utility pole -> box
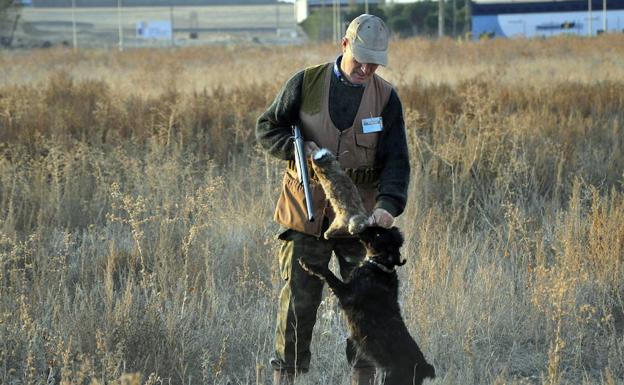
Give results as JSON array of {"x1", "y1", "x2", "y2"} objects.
[
  {"x1": 71, "y1": 0, "x2": 77, "y2": 50},
  {"x1": 602, "y1": 0, "x2": 607, "y2": 32},
  {"x1": 588, "y1": 0, "x2": 592, "y2": 36},
  {"x1": 6, "y1": 13, "x2": 19, "y2": 47},
  {"x1": 333, "y1": 0, "x2": 342, "y2": 41},
  {"x1": 465, "y1": 0, "x2": 471, "y2": 38},
  {"x1": 332, "y1": 0, "x2": 336, "y2": 41},
  {"x1": 337, "y1": 0, "x2": 341, "y2": 38},
  {"x1": 452, "y1": 0, "x2": 457, "y2": 37},
  {"x1": 320, "y1": 0, "x2": 326, "y2": 40},
  {"x1": 276, "y1": 0, "x2": 280, "y2": 36},
  {"x1": 169, "y1": 1, "x2": 174, "y2": 46},
  {"x1": 333, "y1": 0, "x2": 337, "y2": 42},
  {"x1": 117, "y1": 0, "x2": 124, "y2": 51},
  {"x1": 438, "y1": 0, "x2": 445, "y2": 37}
]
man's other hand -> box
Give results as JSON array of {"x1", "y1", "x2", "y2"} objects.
[
  {"x1": 371, "y1": 208, "x2": 394, "y2": 228},
  {"x1": 304, "y1": 141, "x2": 320, "y2": 157}
]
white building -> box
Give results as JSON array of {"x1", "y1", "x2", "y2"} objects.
[{"x1": 472, "y1": 0, "x2": 624, "y2": 39}]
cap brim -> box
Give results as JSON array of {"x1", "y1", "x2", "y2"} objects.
[{"x1": 350, "y1": 44, "x2": 388, "y2": 66}]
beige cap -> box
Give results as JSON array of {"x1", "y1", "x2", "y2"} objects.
[{"x1": 345, "y1": 14, "x2": 390, "y2": 66}]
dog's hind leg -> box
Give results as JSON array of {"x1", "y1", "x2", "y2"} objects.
[
  {"x1": 382, "y1": 365, "x2": 433, "y2": 385},
  {"x1": 380, "y1": 368, "x2": 411, "y2": 385}
]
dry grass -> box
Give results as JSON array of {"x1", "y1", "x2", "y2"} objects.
[{"x1": 1, "y1": 35, "x2": 623, "y2": 385}]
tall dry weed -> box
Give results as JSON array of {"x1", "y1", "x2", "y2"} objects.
[{"x1": 1, "y1": 35, "x2": 624, "y2": 384}]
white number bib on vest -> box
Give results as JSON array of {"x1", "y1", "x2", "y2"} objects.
[{"x1": 362, "y1": 117, "x2": 383, "y2": 133}]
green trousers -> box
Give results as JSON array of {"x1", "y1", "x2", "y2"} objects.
[{"x1": 272, "y1": 229, "x2": 373, "y2": 373}]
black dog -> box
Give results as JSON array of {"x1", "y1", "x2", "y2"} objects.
[{"x1": 299, "y1": 226, "x2": 435, "y2": 385}]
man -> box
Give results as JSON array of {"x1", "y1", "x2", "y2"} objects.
[{"x1": 256, "y1": 14, "x2": 410, "y2": 385}]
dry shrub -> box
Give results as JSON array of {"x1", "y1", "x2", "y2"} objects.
[{"x1": 1, "y1": 35, "x2": 624, "y2": 385}]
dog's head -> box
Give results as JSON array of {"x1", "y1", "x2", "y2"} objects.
[{"x1": 358, "y1": 226, "x2": 406, "y2": 268}]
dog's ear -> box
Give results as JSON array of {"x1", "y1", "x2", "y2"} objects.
[
  {"x1": 390, "y1": 249, "x2": 406, "y2": 267},
  {"x1": 390, "y1": 226, "x2": 404, "y2": 248},
  {"x1": 357, "y1": 226, "x2": 376, "y2": 242}
]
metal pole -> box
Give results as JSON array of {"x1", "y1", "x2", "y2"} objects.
[
  {"x1": 333, "y1": 0, "x2": 337, "y2": 41},
  {"x1": 438, "y1": 0, "x2": 445, "y2": 38},
  {"x1": 169, "y1": 2, "x2": 174, "y2": 46},
  {"x1": 7, "y1": 13, "x2": 19, "y2": 47},
  {"x1": 117, "y1": 0, "x2": 124, "y2": 51},
  {"x1": 603, "y1": 0, "x2": 607, "y2": 32},
  {"x1": 337, "y1": 0, "x2": 341, "y2": 38},
  {"x1": 276, "y1": 0, "x2": 280, "y2": 36},
  {"x1": 465, "y1": 0, "x2": 471, "y2": 38},
  {"x1": 452, "y1": 0, "x2": 457, "y2": 37},
  {"x1": 71, "y1": 0, "x2": 77, "y2": 50},
  {"x1": 365, "y1": 0, "x2": 369, "y2": 14},
  {"x1": 321, "y1": 0, "x2": 326, "y2": 40},
  {"x1": 588, "y1": 0, "x2": 592, "y2": 36}
]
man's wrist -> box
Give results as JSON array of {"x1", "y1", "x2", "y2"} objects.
[{"x1": 374, "y1": 199, "x2": 399, "y2": 218}]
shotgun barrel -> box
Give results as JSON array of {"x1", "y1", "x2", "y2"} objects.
[{"x1": 292, "y1": 125, "x2": 315, "y2": 222}]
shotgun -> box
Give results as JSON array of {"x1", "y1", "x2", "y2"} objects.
[{"x1": 292, "y1": 125, "x2": 315, "y2": 222}]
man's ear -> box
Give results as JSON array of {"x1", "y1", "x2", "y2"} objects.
[{"x1": 340, "y1": 37, "x2": 349, "y2": 52}]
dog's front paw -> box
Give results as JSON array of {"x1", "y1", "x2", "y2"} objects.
[
  {"x1": 298, "y1": 258, "x2": 312, "y2": 273},
  {"x1": 298, "y1": 259, "x2": 326, "y2": 279}
]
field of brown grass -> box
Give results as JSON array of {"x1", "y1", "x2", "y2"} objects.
[{"x1": 1, "y1": 35, "x2": 624, "y2": 385}]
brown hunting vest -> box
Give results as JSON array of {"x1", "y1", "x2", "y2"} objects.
[{"x1": 273, "y1": 63, "x2": 393, "y2": 237}]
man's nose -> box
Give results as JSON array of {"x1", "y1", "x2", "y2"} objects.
[{"x1": 361, "y1": 63, "x2": 376, "y2": 75}]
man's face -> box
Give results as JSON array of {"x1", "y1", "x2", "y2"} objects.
[{"x1": 340, "y1": 38, "x2": 379, "y2": 85}]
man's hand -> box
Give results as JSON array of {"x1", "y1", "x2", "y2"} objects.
[
  {"x1": 370, "y1": 208, "x2": 394, "y2": 228},
  {"x1": 304, "y1": 141, "x2": 320, "y2": 157}
]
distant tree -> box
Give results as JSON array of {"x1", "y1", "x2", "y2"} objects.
[
  {"x1": 343, "y1": 5, "x2": 387, "y2": 24},
  {"x1": 385, "y1": 3, "x2": 405, "y2": 19},
  {"x1": 301, "y1": 5, "x2": 387, "y2": 42},
  {"x1": 301, "y1": 0, "x2": 469, "y2": 41},
  {"x1": 403, "y1": 1, "x2": 435, "y2": 36},
  {"x1": 1, "y1": 0, "x2": 21, "y2": 47},
  {"x1": 1, "y1": 0, "x2": 18, "y2": 19},
  {"x1": 299, "y1": 8, "x2": 334, "y2": 42},
  {"x1": 389, "y1": 15, "x2": 412, "y2": 37},
  {"x1": 385, "y1": 0, "x2": 467, "y2": 38},
  {"x1": 1, "y1": 0, "x2": 13, "y2": 20}
]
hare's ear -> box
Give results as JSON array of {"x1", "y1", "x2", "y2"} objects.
[
  {"x1": 313, "y1": 148, "x2": 331, "y2": 160},
  {"x1": 312, "y1": 148, "x2": 334, "y2": 164}
]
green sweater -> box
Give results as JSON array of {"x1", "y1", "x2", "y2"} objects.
[{"x1": 256, "y1": 61, "x2": 410, "y2": 217}]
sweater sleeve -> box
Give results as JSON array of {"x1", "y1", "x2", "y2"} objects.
[
  {"x1": 255, "y1": 71, "x2": 304, "y2": 160},
  {"x1": 374, "y1": 89, "x2": 411, "y2": 217}
]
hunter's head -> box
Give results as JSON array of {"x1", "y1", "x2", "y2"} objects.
[{"x1": 340, "y1": 14, "x2": 389, "y2": 85}]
